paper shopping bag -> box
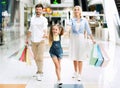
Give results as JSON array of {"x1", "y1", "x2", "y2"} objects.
[
  {"x1": 15, "y1": 45, "x2": 32, "y2": 65},
  {"x1": 16, "y1": 46, "x2": 25, "y2": 60},
  {"x1": 19, "y1": 46, "x2": 27, "y2": 62},
  {"x1": 95, "y1": 44, "x2": 104, "y2": 67},
  {"x1": 26, "y1": 47, "x2": 31, "y2": 65},
  {"x1": 89, "y1": 44, "x2": 98, "y2": 65},
  {"x1": 99, "y1": 44, "x2": 110, "y2": 67}
]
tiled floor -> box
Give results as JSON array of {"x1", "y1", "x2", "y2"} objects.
[{"x1": 0, "y1": 36, "x2": 120, "y2": 88}]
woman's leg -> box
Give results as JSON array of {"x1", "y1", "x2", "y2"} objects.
[
  {"x1": 77, "y1": 61, "x2": 83, "y2": 81},
  {"x1": 52, "y1": 56, "x2": 61, "y2": 81}
]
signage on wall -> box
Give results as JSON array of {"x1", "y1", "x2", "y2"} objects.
[
  {"x1": 1, "y1": 0, "x2": 7, "y2": 5},
  {"x1": 50, "y1": 0, "x2": 61, "y2": 4},
  {"x1": 50, "y1": 0, "x2": 73, "y2": 7}
]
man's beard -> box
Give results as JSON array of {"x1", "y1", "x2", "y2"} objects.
[{"x1": 36, "y1": 12, "x2": 41, "y2": 16}]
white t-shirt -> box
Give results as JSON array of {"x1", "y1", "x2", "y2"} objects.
[{"x1": 28, "y1": 15, "x2": 48, "y2": 42}]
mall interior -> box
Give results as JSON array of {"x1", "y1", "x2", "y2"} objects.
[{"x1": 0, "y1": 0, "x2": 120, "y2": 88}]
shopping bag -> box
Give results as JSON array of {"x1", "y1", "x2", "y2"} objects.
[
  {"x1": 16, "y1": 45, "x2": 32, "y2": 65},
  {"x1": 89, "y1": 44, "x2": 98, "y2": 65},
  {"x1": 26, "y1": 46, "x2": 31, "y2": 65},
  {"x1": 99, "y1": 44, "x2": 110, "y2": 67},
  {"x1": 16, "y1": 46, "x2": 25, "y2": 60},
  {"x1": 95, "y1": 44, "x2": 104, "y2": 67},
  {"x1": 19, "y1": 46, "x2": 27, "y2": 62}
]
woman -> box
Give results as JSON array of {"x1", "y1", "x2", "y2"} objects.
[{"x1": 67, "y1": 6, "x2": 96, "y2": 81}]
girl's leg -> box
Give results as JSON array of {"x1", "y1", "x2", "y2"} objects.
[
  {"x1": 73, "y1": 61, "x2": 78, "y2": 72},
  {"x1": 72, "y1": 61, "x2": 78, "y2": 78},
  {"x1": 52, "y1": 56, "x2": 61, "y2": 81}
]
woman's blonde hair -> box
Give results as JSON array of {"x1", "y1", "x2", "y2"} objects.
[{"x1": 73, "y1": 6, "x2": 82, "y2": 18}]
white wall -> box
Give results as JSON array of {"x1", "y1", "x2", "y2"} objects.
[{"x1": 103, "y1": 0, "x2": 118, "y2": 42}]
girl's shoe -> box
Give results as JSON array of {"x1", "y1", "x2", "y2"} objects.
[
  {"x1": 72, "y1": 72, "x2": 78, "y2": 78},
  {"x1": 57, "y1": 80, "x2": 63, "y2": 85}
]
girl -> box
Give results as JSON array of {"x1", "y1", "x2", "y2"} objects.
[{"x1": 49, "y1": 24, "x2": 64, "y2": 84}]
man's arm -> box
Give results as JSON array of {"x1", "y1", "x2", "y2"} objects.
[{"x1": 26, "y1": 31, "x2": 31, "y2": 44}]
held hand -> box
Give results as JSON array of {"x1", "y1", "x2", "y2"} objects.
[{"x1": 43, "y1": 34, "x2": 48, "y2": 38}]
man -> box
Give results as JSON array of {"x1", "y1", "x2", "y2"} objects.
[{"x1": 26, "y1": 3, "x2": 48, "y2": 81}]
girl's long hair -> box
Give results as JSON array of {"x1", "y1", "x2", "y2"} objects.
[{"x1": 49, "y1": 24, "x2": 64, "y2": 45}]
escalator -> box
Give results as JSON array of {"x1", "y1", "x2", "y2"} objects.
[
  {"x1": 115, "y1": 0, "x2": 120, "y2": 16},
  {"x1": 114, "y1": 0, "x2": 120, "y2": 38}
]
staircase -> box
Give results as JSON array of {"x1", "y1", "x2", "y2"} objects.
[{"x1": 115, "y1": 0, "x2": 120, "y2": 16}]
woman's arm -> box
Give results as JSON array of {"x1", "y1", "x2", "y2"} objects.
[{"x1": 89, "y1": 34, "x2": 96, "y2": 44}]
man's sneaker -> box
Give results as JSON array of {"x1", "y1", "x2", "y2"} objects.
[
  {"x1": 77, "y1": 74, "x2": 82, "y2": 81},
  {"x1": 72, "y1": 72, "x2": 78, "y2": 78},
  {"x1": 36, "y1": 74, "x2": 43, "y2": 81},
  {"x1": 33, "y1": 73, "x2": 43, "y2": 77},
  {"x1": 33, "y1": 74, "x2": 37, "y2": 77}
]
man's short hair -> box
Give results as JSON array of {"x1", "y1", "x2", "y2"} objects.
[{"x1": 35, "y1": 3, "x2": 43, "y2": 9}]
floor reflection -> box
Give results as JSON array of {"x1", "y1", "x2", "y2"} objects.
[{"x1": 54, "y1": 84, "x2": 84, "y2": 88}]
